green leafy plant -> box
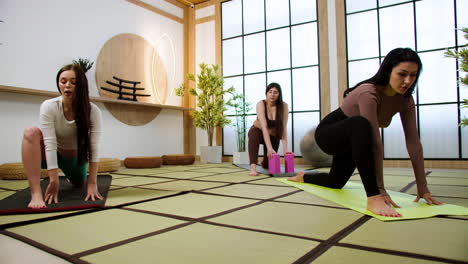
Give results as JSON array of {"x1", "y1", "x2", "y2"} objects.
[
  {"x1": 175, "y1": 63, "x2": 235, "y2": 146},
  {"x1": 72, "y1": 58, "x2": 94, "y2": 73},
  {"x1": 445, "y1": 27, "x2": 468, "y2": 126},
  {"x1": 226, "y1": 92, "x2": 252, "y2": 152}
]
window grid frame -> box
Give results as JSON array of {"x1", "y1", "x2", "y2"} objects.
[
  {"x1": 221, "y1": 0, "x2": 321, "y2": 157},
  {"x1": 344, "y1": 0, "x2": 465, "y2": 160}
]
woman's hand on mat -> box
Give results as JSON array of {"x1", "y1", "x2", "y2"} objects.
[
  {"x1": 44, "y1": 181, "x2": 60, "y2": 205},
  {"x1": 383, "y1": 195, "x2": 400, "y2": 208},
  {"x1": 85, "y1": 183, "x2": 103, "y2": 201},
  {"x1": 414, "y1": 193, "x2": 443, "y2": 205}
]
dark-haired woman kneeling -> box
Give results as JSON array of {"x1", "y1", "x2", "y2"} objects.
[
  {"x1": 22, "y1": 64, "x2": 103, "y2": 209},
  {"x1": 289, "y1": 48, "x2": 442, "y2": 217}
]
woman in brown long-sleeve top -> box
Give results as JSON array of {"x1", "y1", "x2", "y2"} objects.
[
  {"x1": 288, "y1": 48, "x2": 442, "y2": 217},
  {"x1": 248, "y1": 83, "x2": 289, "y2": 176}
]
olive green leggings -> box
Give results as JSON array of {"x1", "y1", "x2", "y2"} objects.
[{"x1": 41, "y1": 152, "x2": 88, "y2": 186}]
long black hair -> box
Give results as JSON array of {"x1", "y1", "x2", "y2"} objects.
[
  {"x1": 344, "y1": 47, "x2": 423, "y2": 98},
  {"x1": 56, "y1": 64, "x2": 91, "y2": 166},
  {"x1": 265, "y1": 82, "x2": 284, "y2": 138}
]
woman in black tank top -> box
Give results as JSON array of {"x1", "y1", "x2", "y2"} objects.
[{"x1": 247, "y1": 83, "x2": 290, "y2": 176}]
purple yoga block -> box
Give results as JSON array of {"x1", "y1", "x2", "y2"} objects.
[
  {"x1": 285, "y1": 152, "x2": 295, "y2": 173},
  {"x1": 268, "y1": 154, "x2": 280, "y2": 174}
]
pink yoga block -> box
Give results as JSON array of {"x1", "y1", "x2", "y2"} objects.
[
  {"x1": 285, "y1": 152, "x2": 295, "y2": 173},
  {"x1": 268, "y1": 154, "x2": 281, "y2": 174}
]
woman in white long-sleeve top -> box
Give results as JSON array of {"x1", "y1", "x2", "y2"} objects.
[{"x1": 22, "y1": 64, "x2": 103, "y2": 209}]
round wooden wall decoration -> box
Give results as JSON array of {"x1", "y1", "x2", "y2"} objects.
[{"x1": 95, "y1": 33, "x2": 168, "y2": 126}]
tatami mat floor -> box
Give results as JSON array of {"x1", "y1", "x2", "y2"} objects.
[{"x1": 0, "y1": 163, "x2": 467, "y2": 264}]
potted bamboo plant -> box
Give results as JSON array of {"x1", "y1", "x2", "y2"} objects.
[
  {"x1": 175, "y1": 63, "x2": 234, "y2": 163},
  {"x1": 445, "y1": 27, "x2": 468, "y2": 126},
  {"x1": 226, "y1": 92, "x2": 252, "y2": 164}
]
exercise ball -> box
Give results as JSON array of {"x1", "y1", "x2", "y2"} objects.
[{"x1": 300, "y1": 126, "x2": 332, "y2": 167}]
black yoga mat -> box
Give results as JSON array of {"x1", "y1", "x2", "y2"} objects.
[{"x1": 0, "y1": 174, "x2": 112, "y2": 215}]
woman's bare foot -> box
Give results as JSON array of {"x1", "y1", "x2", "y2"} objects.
[
  {"x1": 28, "y1": 192, "x2": 46, "y2": 209},
  {"x1": 287, "y1": 171, "x2": 304, "y2": 183},
  {"x1": 249, "y1": 164, "x2": 259, "y2": 176},
  {"x1": 367, "y1": 195, "x2": 402, "y2": 217}
]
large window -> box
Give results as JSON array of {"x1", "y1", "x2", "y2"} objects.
[
  {"x1": 221, "y1": 0, "x2": 320, "y2": 157},
  {"x1": 345, "y1": 0, "x2": 468, "y2": 159}
]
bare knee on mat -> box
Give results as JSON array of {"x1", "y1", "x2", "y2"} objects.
[{"x1": 23, "y1": 127, "x2": 42, "y2": 143}]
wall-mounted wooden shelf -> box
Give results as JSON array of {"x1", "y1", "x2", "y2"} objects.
[{"x1": 0, "y1": 85, "x2": 192, "y2": 111}]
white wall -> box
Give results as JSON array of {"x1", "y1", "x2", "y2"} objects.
[{"x1": 0, "y1": 0, "x2": 185, "y2": 163}]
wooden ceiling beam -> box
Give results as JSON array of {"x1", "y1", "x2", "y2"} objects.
[{"x1": 173, "y1": 0, "x2": 212, "y2": 7}]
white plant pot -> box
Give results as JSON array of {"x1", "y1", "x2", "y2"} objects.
[
  {"x1": 200, "y1": 146, "x2": 222, "y2": 164},
  {"x1": 233, "y1": 151, "x2": 249, "y2": 165}
]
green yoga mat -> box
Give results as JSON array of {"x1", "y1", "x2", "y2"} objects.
[{"x1": 277, "y1": 179, "x2": 468, "y2": 221}]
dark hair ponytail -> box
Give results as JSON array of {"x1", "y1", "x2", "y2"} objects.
[
  {"x1": 56, "y1": 64, "x2": 91, "y2": 166},
  {"x1": 343, "y1": 47, "x2": 423, "y2": 98}
]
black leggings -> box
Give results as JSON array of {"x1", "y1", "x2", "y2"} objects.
[{"x1": 303, "y1": 108, "x2": 380, "y2": 197}]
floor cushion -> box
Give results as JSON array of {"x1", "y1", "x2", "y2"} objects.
[
  {"x1": 162, "y1": 154, "x2": 195, "y2": 165},
  {"x1": 124, "y1": 156, "x2": 162, "y2": 168},
  {"x1": 0, "y1": 162, "x2": 47, "y2": 180}
]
